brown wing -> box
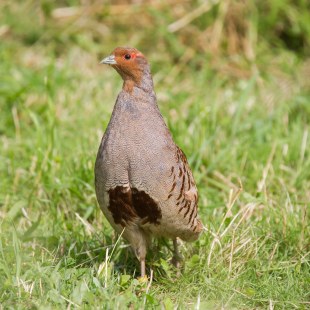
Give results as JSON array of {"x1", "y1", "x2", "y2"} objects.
[{"x1": 167, "y1": 146, "x2": 200, "y2": 232}]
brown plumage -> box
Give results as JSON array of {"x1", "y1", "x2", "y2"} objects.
[{"x1": 95, "y1": 47, "x2": 203, "y2": 277}]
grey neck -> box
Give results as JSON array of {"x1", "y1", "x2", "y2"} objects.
[{"x1": 137, "y1": 66, "x2": 155, "y2": 95}]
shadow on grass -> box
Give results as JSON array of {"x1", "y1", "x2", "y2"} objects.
[{"x1": 24, "y1": 231, "x2": 176, "y2": 278}]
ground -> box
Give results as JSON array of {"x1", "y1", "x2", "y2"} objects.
[{"x1": 0, "y1": 1, "x2": 309, "y2": 309}]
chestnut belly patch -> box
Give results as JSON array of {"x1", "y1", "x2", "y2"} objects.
[{"x1": 108, "y1": 186, "x2": 162, "y2": 226}]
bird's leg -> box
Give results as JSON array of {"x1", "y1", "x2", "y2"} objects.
[
  {"x1": 171, "y1": 237, "x2": 182, "y2": 268},
  {"x1": 140, "y1": 258, "x2": 146, "y2": 278},
  {"x1": 133, "y1": 234, "x2": 148, "y2": 279}
]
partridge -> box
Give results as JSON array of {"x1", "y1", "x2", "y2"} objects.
[{"x1": 95, "y1": 47, "x2": 203, "y2": 277}]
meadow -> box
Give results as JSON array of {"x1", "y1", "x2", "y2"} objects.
[{"x1": 0, "y1": 1, "x2": 309, "y2": 308}]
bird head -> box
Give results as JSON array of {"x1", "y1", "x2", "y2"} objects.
[{"x1": 100, "y1": 47, "x2": 149, "y2": 92}]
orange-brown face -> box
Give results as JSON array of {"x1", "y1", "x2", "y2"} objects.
[{"x1": 100, "y1": 47, "x2": 147, "y2": 86}]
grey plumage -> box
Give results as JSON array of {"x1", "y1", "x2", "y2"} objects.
[{"x1": 95, "y1": 47, "x2": 202, "y2": 277}]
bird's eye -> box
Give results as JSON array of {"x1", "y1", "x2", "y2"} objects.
[{"x1": 124, "y1": 54, "x2": 131, "y2": 60}]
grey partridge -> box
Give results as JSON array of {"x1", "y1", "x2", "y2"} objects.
[{"x1": 95, "y1": 47, "x2": 203, "y2": 277}]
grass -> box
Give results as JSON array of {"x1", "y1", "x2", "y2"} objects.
[{"x1": 0, "y1": 0, "x2": 309, "y2": 309}]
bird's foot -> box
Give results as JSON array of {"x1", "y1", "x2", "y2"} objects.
[{"x1": 137, "y1": 275, "x2": 148, "y2": 283}]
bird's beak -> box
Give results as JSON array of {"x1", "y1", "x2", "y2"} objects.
[{"x1": 100, "y1": 55, "x2": 117, "y2": 65}]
